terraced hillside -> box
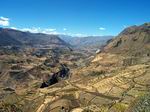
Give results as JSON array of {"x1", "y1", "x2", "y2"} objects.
[
  {"x1": 0, "y1": 54, "x2": 149, "y2": 112},
  {"x1": 0, "y1": 23, "x2": 150, "y2": 112}
]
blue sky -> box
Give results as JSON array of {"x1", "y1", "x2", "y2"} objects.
[{"x1": 0, "y1": 0, "x2": 150, "y2": 36}]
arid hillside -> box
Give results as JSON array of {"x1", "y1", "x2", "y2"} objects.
[
  {"x1": 0, "y1": 23, "x2": 150, "y2": 112},
  {"x1": 104, "y1": 23, "x2": 150, "y2": 56},
  {"x1": 0, "y1": 28, "x2": 70, "y2": 49}
]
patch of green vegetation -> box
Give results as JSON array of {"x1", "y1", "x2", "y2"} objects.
[
  {"x1": 0, "y1": 101, "x2": 22, "y2": 112},
  {"x1": 1, "y1": 92, "x2": 45, "y2": 112},
  {"x1": 2, "y1": 96, "x2": 25, "y2": 111},
  {"x1": 3, "y1": 94, "x2": 22, "y2": 105},
  {"x1": 88, "y1": 71, "x2": 105, "y2": 76},
  {"x1": 144, "y1": 23, "x2": 150, "y2": 26},
  {"x1": 82, "y1": 109, "x2": 94, "y2": 112},
  {"x1": 82, "y1": 105, "x2": 108, "y2": 112},
  {"x1": 31, "y1": 81, "x2": 41, "y2": 88},
  {"x1": 112, "y1": 103, "x2": 128, "y2": 112},
  {"x1": 128, "y1": 93, "x2": 150, "y2": 112}
]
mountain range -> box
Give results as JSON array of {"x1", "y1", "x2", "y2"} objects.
[
  {"x1": 0, "y1": 28, "x2": 69, "y2": 48},
  {"x1": 0, "y1": 23, "x2": 150, "y2": 112},
  {"x1": 59, "y1": 35, "x2": 113, "y2": 49},
  {"x1": 0, "y1": 28, "x2": 112, "y2": 52}
]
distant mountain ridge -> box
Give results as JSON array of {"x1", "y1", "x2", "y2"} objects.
[
  {"x1": 59, "y1": 35, "x2": 113, "y2": 49},
  {"x1": 0, "y1": 28, "x2": 69, "y2": 48}
]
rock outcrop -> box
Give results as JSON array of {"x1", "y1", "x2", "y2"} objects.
[{"x1": 40, "y1": 64, "x2": 70, "y2": 88}]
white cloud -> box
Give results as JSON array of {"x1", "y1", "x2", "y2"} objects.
[
  {"x1": 45, "y1": 28, "x2": 56, "y2": 32},
  {"x1": 99, "y1": 27, "x2": 106, "y2": 31},
  {"x1": 0, "y1": 16, "x2": 9, "y2": 26},
  {"x1": 8, "y1": 27, "x2": 90, "y2": 37},
  {"x1": 10, "y1": 27, "x2": 17, "y2": 30},
  {"x1": 72, "y1": 33, "x2": 87, "y2": 37},
  {"x1": 18, "y1": 27, "x2": 57, "y2": 34},
  {"x1": 63, "y1": 28, "x2": 67, "y2": 31},
  {"x1": 21, "y1": 28, "x2": 39, "y2": 33},
  {"x1": 0, "y1": 17, "x2": 9, "y2": 21},
  {"x1": 19, "y1": 27, "x2": 88, "y2": 37}
]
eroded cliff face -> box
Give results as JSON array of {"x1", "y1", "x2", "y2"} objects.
[{"x1": 40, "y1": 64, "x2": 70, "y2": 88}]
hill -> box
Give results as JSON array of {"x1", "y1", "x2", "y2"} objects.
[
  {"x1": 103, "y1": 23, "x2": 150, "y2": 56},
  {"x1": 0, "y1": 28, "x2": 70, "y2": 49}
]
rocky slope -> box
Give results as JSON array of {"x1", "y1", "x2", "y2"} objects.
[{"x1": 103, "y1": 23, "x2": 150, "y2": 56}]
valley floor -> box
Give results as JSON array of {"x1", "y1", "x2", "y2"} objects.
[{"x1": 0, "y1": 51, "x2": 150, "y2": 112}]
